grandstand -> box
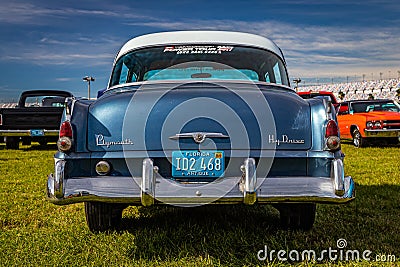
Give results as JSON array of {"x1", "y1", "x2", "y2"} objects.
[
  {"x1": 0, "y1": 103, "x2": 17, "y2": 108},
  {"x1": 297, "y1": 78, "x2": 400, "y2": 102}
]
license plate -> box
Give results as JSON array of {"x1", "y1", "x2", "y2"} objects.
[
  {"x1": 30, "y1": 129, "x2": 44, "y2": 136},
  {"x1": 172, "y1": 150, "x2": 224, "y2": 177}
]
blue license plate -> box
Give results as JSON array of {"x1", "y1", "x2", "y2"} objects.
[
  {"x1": 172, "y1": 151, "x2": 224, "y2": 178},
  {"x1": 30, "y1": 129, "x2": 44, "y2": 136}
]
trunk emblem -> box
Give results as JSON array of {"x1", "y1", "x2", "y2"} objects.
[
  {"x1": 169, "y1": 132, "x2": 229, "y2": 144},
  {"x1": 194, "y1": 133, "x2": 205, "y2": 143}
]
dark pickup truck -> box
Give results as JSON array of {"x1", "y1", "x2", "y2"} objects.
[{"x1": 0, "y1": 90, "x2": 73, "y2": 149}]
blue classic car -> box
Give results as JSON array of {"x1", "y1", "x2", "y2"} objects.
[{"x1": 47, "y1": 31, "x2": 355, "y2": 232}]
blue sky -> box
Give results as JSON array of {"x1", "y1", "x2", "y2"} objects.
[{"x1": 1, "y1": 0, "x2": 399, "y2": 101}]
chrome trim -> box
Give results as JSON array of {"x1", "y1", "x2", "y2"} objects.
[
  {"x1": 331, "y1": 159, "x2": 345, "y2": 196},
  {"x1": 243, "y1": 158, "x2": 257, "y2": 205},
  {"x1": 95, "y1": 160, "x2": 111, "y2": 176},
  {"x1": 0, "y1": 129, "x2": 59, "y2": 137},
  {"x1": 47, "y1": 158, "x2": 355, "y2": 205},
  {"x1": 141, "y1": 158, "x2": 155, "y2": 206},
  {"x1": 364, "y1": 129, "x2": 400, "y2": 138},
  {"x1": 47, "y1": 159, "x2": 65, "y2": 200},
  {"x1": 57, "y1": 136, "x2": 72, "y2": 152},
  {"x1": 169, "y1": 132, "x2": 229, "y2": 144},
  {"x1": 47, "y1": 176, "x2": 355, "y2": 205}
]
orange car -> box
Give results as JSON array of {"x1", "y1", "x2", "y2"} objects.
[{"x1": 337, "y1": 99, "x2": 400, "y2": 147}]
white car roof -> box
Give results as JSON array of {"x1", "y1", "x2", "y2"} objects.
[{"x1": 116, "y1": 31, "x2": 284, "y2": 62}]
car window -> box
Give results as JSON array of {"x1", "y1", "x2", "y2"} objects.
[
  {"x1": 273, "y1": 62, "x2": 282, "y2": 85},
  {"x1": 110, "y1": 45, "x2": 289, "y2": 87},
  {"x1": 24, "y1": 96, "x2": 66, "y2": 107},
  {"x1": 119, "y1": 63, "x2": 129, "y2": 84},
  {"x1": 351, "y1": 101, "x2": 400, "y2": 113},
  {"x1": 143, "y1": 68, "x2": 259, "y2": 81}
]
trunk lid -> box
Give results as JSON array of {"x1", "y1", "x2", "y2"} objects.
[{"x1": 87, "y1": 82, "x2": 312, "y2": 152}]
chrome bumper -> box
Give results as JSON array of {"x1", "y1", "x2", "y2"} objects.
[
  {"x1": 0, "y1": 129, "x2": 59, "y2": 136},
  {"x1": 47, "y1": 158, "x2": 355, "y2": 206},
  {"x1": 364, "y1": 129, "x2": 400, "y2": 138}
]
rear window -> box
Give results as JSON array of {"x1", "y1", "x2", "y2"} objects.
[
  {"x1": 110, "y1": 45, "x2": 289, "y2": 87},
  {"x1": 24, "y1": 96, "x2": 66, "y2": 107}
]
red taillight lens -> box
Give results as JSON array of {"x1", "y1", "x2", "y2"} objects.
[
  {"x1": 326, "y1": 120, "x2": 340, "y2": 151},
  {"x1": 325, "y1": 120, "x2": 338, "y2": 137},
  {"x1": 58, "y1": 121, "x2": 73, "y2": 152},
  {"x1": 59, "y1": 121, "x2": 72, "y2": 138}
]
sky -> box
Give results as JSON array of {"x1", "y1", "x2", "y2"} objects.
[{"x1": 0, "y1": 0, "x2": 399, "y2": 101}]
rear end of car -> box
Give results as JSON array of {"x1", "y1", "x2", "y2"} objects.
[
  {"x1": 46, "y1": 31, "x2": 354, "y2": 232},
  {"x1": 47, "y1": 82, "x2": 354, "y2": 231},
  {"x1": 0, "y1": 90, "x2": 72, "y2": 149}
]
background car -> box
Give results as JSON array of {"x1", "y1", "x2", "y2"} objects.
[
  {"x1": 297, "y1": 90, "x2": 339, "y2": 109},
  {"x1": 337, "y1": 99, "x2": 400, "y2": 147},
  {"x1": 0, "y1": 90, "x2": 73, "y2": 149}
]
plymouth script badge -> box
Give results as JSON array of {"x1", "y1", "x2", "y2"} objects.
[{"x1": 96, "y1": 134, "x2": 134, "y2": 148}]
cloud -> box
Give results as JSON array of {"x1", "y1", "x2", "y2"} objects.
[
  {"x1": 0, "y1": 1, "x2": 153, "y2": 25},
  {"x1": 127, "y1": 19, "x2": 400, "y2": 78},
  {"x1": 0, "y1": 32, "x2": 120, "y2": 67},
  {"x1": 55, "y1": 77, "x2": 72, "y2": 82},
  {"x1": 1, "y1": 3, "x2": 399, "y2": 80}
]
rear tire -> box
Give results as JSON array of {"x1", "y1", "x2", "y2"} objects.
[
  {"x1": 5, "y1": 137, "x2": 19, "y2": 149},
  {"x1": 276, "y1": 203, "x2": 316, "y2": 230},
  {"x1": 84, "y1": 202, "x2": 125, "y2": 232},
  {"x1": 352, "y1": 129, "x2": 365, "y2": 148}
]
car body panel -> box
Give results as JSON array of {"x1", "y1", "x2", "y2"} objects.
[{"x1": 87, "y1": 82, "x2": 312, "y2": 152}]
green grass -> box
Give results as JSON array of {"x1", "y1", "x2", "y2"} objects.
[{"x1": 0, "y1": 143, "x2": 399, "y2": 266}]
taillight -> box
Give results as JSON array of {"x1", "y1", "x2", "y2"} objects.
[
  {"x1": 59, "y1": 121, "x2": 72, "y2": 138},
  {"x1": 325, "y1": 120, "x2": 340, "y2": 151},
  {"x1": 57, "y1": 121, "x2": 73, "y2": 152},
  {"x1": 326, "y1": 120, "x2": 338, "y2": 137}
]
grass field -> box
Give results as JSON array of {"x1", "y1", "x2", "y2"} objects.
[{"x1": 0, "y1": 142, "x2": 399, "y2": 266}]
